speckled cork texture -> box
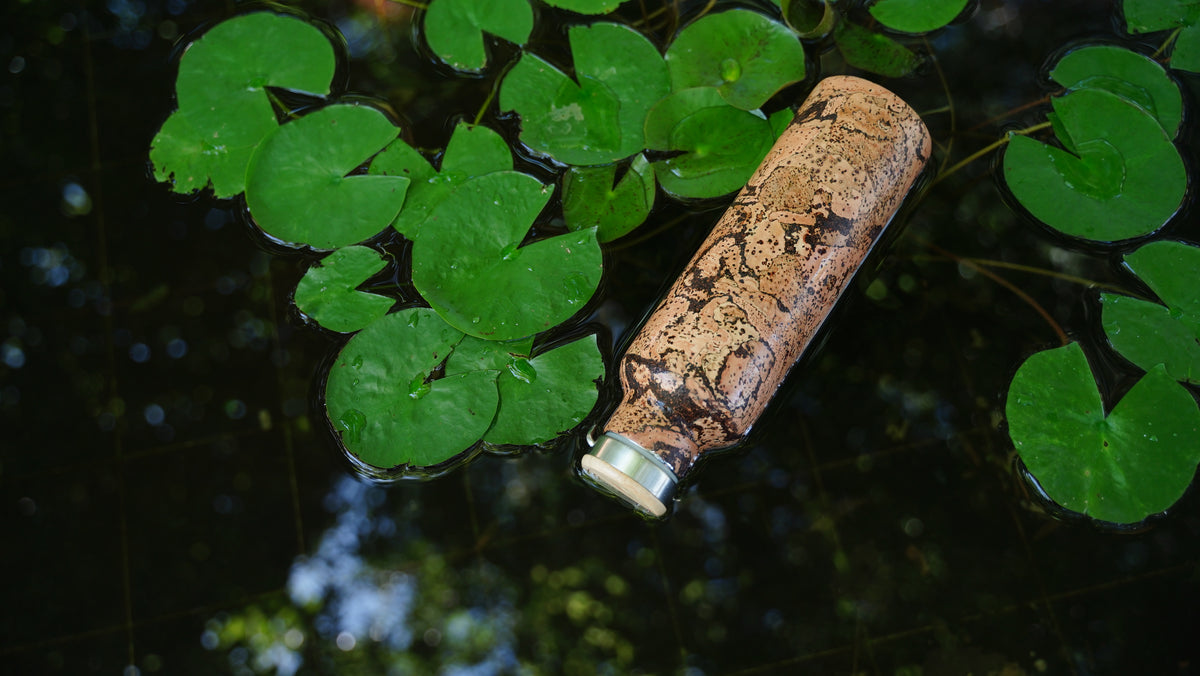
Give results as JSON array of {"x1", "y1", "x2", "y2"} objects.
[{"x1": 601, "y1": 75, "x2": 931, "y2": 478}]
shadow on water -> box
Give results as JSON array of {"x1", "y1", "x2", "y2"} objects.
[{"x1": 1, "y1": 0, "x2": 1198, "y2": 674}]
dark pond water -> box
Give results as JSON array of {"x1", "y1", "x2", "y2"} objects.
[{"x1": 3, "y1": 0, "x2": 1198, "y2": 673}]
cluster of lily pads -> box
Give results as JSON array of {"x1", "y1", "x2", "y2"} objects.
[{"x1": 1001, "y1": 0, "x2": 1200, "y2": 525}]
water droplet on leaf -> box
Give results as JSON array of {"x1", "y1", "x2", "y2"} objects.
[
  {"x1": 507, "y1": 356, "x2": 537, "y2": 384},
  {"x1": 336, "y1": 408, "x2": 367, "y2": 443},
  {"x1": 408, "y1": 374, "x2": 431, "y2": 399}
]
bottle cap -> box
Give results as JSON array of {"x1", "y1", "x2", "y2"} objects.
[{"x1": 580, "y1": 432, "x2": 678, "y2": 518}]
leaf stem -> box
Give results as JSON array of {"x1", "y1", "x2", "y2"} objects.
[
  {"x1": 1152, "y1": 27, "x2": 1182, "y2": 60},
  {"x1": 928, "y1": 121, "x2": 1052, "y2": 189},
  {"x1": 387, "y1": 0, "x2": 428, "y2": 9},
  {"x1": 474, "y1": 79, "x2": 500, "y2": 127},
  {"x1": 911, "y1": 254, "x2": 1140, "y2": 297}
]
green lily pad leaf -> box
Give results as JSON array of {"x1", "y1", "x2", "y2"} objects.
[
  {"x1": 499, "y1": 22, "x2": 671, "y2": 165},
  {"x1": 1050, "y1": 45, "x2": 1182, "y2": 137},
  {"x1": 1171, "y1": 24, "x2": 1200, "y2": 72},
  {"x1": 294, "y1": 246, "x2": 395, "y2": 333},
  {"x1": 150, "y1": 12, "x2": 337, "y2": 197},
  {"x1": 1101, "y1": 240, "x2": 1200, "y2": 383},
  {"x1": 541, "y1": 0, "x2": 627, "y2": 13},
  {"x1": 412, "y1": 172, "x2": 603, "y2": 340},
  {"x1": 370, "y1": 122, "x2": 512, "y2": 240},
  {"x1": 1002, "y1": 88, "x2": 1185, "y2": 242},
  {"x1": 833, "y1": 20, "x2": 922, "y2": 77},
  {"x1": 445, "y1": 333, "x2": 604, "y2": 445},
  {"x1": 777, "y1": 0, "x2": 838, "y2": 39},
  {"x1": 562, "y1": 154, "x2": 656, "y2": 242},
  {"x1": 1006, "y1": 342, "x2": 1200, "y2": 524},
  {"x1": 422, "y1": 0, "x2": 533, "y2": 72},
  {"x1": 245, "y1": 104, "x2": 409, "y2": 250},
  {"x1": 665, "y1": 9, "x2": 807, "y2": 111},
  {"x1": 644, "y1": 87, "x2": 779, "y2": 200},
  {"x1": 325, "y1": 308, "x2": 500, "y2": 469},
  {"x1": 1123, "y1": 0, "x2": 1200, "y2": 33},
  {"x1": 867, "y1": 0, "x2": 970, "y2": 34}
]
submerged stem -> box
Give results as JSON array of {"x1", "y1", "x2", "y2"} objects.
[
  {"x1": 1152, "y1": 27, "x2": 1182, "y2": 60},
  {"x1": 928, "y1": 121, "x2": 1052, "y2": 189}
]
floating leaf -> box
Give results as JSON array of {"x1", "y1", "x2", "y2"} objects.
[
  {"x1": 150, "y1": 12, "x2": 337, "y2": 197},
  {"x1": 422, "y1": 0, "x2": 533, "y2": 72},
  {"x1": 325, "y1": 308, "x2": 500, "y2": 469},
  {"x1": 665, "y1": 9, "x2": 807, "y2": 111},
  {"x1": 1006, "y1": 342, "x2": 1200, "y2": 524},
  {"x1": 1171, "y1": 25, "x2": 1200, "y2": 72},
  {"x1": 777, "y1": 0, "x2": 838, "y2": 39},
  {"x1": 1002, "y1": 88, "x2": 1185, "y2": 242},
  {"x1": 833, "y1": 20, "x2": 922, "y2": 77},
  {"x1": 867, "y1": 0, "x2": 970, "y2": 34},
  {"x1": 1101, "y1": 240, "x2": 1200, "y2": 383},
  {"x1": 245, "y1": 104, "x2": 408, "y2": 250},
  {"x1": 499, "y1": 22, "x2": 670, "y2": 165},
  {"x1": 1050, "y1": 44, "x2": 1182, "y2": 136},
  {"x1": 412, "y1": 172, "x2": 603, "y2": 340},
  {"x1": 541, "y1": 0, "x2": 627, "y2": 13},
  {"x1": 370, "y1": 122, "x2": 512, "y2": 240},
  {"x1": 562, "y1": 155, "x2": 656, "y2": 242},
  {"x1": 294, "y1": 246, "x2": 395, "y2": 333},
  {"x1": 644, "y1": 87, "x2": 781, "y2": 199},
  {"x1": 1123, "y1": 0, "x2": 1200, "y2": 33}
]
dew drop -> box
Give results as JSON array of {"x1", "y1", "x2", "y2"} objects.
[
  {"x1": 719, "y1": 57, "x2": 742, "y2": 83},
  {"x1": 351, "y1": 355, "x2": 364, "y2": 369},
  {"x1": 563, "y1": 272, "x2": 590, "y2": 305},
  {"x1": 501, "y1": 242, "x2": 521, "y2": 261},
  {"x1": 337, "y1": 409, "x2": 367, "y2": 444},
  {"x1": 408, "y1": 374, "x2": 431, "y2": 399},
  {"x1": 507, "y1": 357, "x2": 537, "y2": 384}
]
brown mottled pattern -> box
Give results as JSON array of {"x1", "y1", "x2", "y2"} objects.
[{"x1": 602, "y1": 76, "x2": 932, "y2": 477}]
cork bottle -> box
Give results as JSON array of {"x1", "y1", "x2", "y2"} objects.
[{"x1": 579, "y1": 76, "x2": 931, "y2": 517}]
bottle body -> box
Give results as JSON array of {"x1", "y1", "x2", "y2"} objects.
[{"x1": 582, "y1": 76, "x2": 931, "y2": 517}]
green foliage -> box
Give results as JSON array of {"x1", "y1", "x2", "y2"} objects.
[
  {"x1": 778, "y1": 0, "x2": 837, "y2": 39},
  {"x1": 833, "y1": 20, "x2": 923, "y2": 77},
  {"x1": 541, "y1": 0, "x2": 628, "y2": 13},
  {"x1": 499, "y1": 22, "x2": 670, "y2": 165},
  {"x1": 294, "y1": 246, "x2": 395, "y2": 333},
  {"x1": 411, "y1": 172, "x2": 602, "y2": 340},
  {"x1": 868, "y1": 0, "x2": 971, "y2": 34},
  {"x1": 150, "y1": 12, "x2": 336, "y2": 197},
  {"x1": 562, "y1": 156, "x2": 656, "y2": 242},
  {"x1": 325, "y1": 308, "x2": 500, "y2": 470},
  {"x1": 1002, "y1": 88, "x2": 1185, "y2": 242},
  {"x1": 369, "y1": 122, "x2": 513, "y2": 241},
  {"x1": 422, "y1": 0, "x2": 533, "y2": 72},
  {"x1": 1006, "y1": 342, "x2": 1200, "y2": 524},
  {"x1": 644, "y1": 87, "x2": 788, "y2": 199},
  {"x1": 1102, "y1": 241, "x2": 1200, "y2": 384},
  {"x1": 245, "y1": 103, "x2": 408, "y2": 250},
  {"x1": 664, "y1": 9, "x2": 807, "y2": 111},
  {"x1": 1124, "y1": 0, "x2": 1200, "y2": 72},
  {"x1": 1049, "y1": 45, "x2": 1182, "y2": 136}
]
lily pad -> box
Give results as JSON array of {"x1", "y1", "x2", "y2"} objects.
[
  {"x1": 1050, "y1": 44, "x2": 1182, "y2": 136},
  {"x1": 422, "y1": 0, "x2": 533, "y2": 72},
  {"x1": 562, "y1": 154, "x2": 656, "y2": 242},
  {"x1": 665, "y1": 9, "x2": 807, "y2": 111},
  {"x1": 412, "y1": 172, "x2": 603, "y2": 340},
  {"x1": 1170, "y1": 24, "x2": 1200, "y2": 72},
  {"x1": 325, "y1": 308, "x2": 500, "y2": 469},
  {"x1": 1123, "y1": 0, "x2": 1200, "y2": 33},
  {"x1": 644, "y1": 87, "x2": 785, "y2": 200},
  {"x1": 833, "y1": 20, "x2": 922, "y2": 77},
  {"x1": 150, "y1": 12, "x2": 337, "y2": 197},
  {"x1": 1101, "y1": 240, "x2": 1200, "y2": 383},
  {"x1": 294, "y1": 246, "x2": 395, "y2": 333},
  {"x1": 867, "y1": 0, "x2": 970, "y2": 34},
  {"x1": 369, "y1": 122, "x2": 512, "y2": 240},
  {"x1": 777, "y1": 0, "x2": 838, "y2": 39},
  {"x1": 1006, "y1": 342, "x2": 1200, "y2": 524},
  {"x1": 245, "y1": 103, "x2": 409, "y2": 250},
  {"x1": 499, "y1": 22, "x2": 671, "y2": 165},
  {"x1": 446, "y1": 333, "x2": 605, "y2": 445},
  {"x1": 541, "y1": 0, "x2": 627, "y2": 13},
  {"x1": 1002, "y1": 88, "x2": 1185, "y2": 242}
]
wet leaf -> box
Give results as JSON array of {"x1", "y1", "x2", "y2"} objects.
[
  {"x1": 644, "y1": 87, "x2": 781, "y2": 199},
  {"x1": 412, "y1": 172, "x2": 603, "y2": 340},
  {"x1": 562, "y1": 155, "x2": 656, "y2": 242},
  {"x1": 294, "y1": 246, "x2": 395, "y2": 333},
  {"x1": 1006, "y1": 342, "x2": 1200, "y2": 524},
  {"x1": 1102, "y1": 240, "x2": 1200, "y2": 383},
  {"x1": 422, "y1": 0, "x2": 533, "y2": 72},
  {"x1": 325, "y1": 308, "x2": 500, "y2": 469},
  {"x1": 776, "y1": 0, "x2": 838, "y2": 39},
  {"x1": 245, "y1": 104, "x2": 408, "y2": 250},
  {"x1": 1002, "y1": 88, "x2": 1185, "y2": 242},
  {"x1": 868, "y1": 0, "x2": 970, "y2": 34},
  {"x1": 150, "y1": 12, "x2": 337, "y2": 197},
  {"x1": 1171, "y1": 25, "x2": 1200, "y2": 72},
  {"x1": 833, "y1": 20, "x2": 922, "y2": 77},
  {"x1": 665, "y1": 9, "x2": 807, "y2": 111},
  {"x1": 369, "y1": 122, "x2": 512, "y2": 240},
  {"x1": 541, "y1": 0, "x2": 627, "y2": 13},
  {"x1": 1123, "y1": 0, "x2": 1200, "y2": 33},
  {"x1": 1050, "y1": 44, "x2": 1182, "y2": 136},
  {"x1": 499, "y1": 22, "x2": 670, "y2": 165}
]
